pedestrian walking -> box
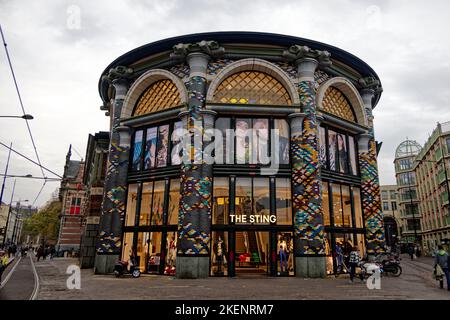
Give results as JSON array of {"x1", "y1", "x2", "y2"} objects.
[
  {"x1": 348, "y1": 246, "x2": 363, "y2": 283},
  {"x1": 416, "y1": 246, "x2": 422, "y2": 258},
  {"x1": 36, "y1": 245, "x2": 44, "y2": 262},
  {"x1": 50, "y1": 246, "x2": 56, "y2": 259},
  {"x1": 407, "y1": 246, "x2": 415, "y2": 260},
  {"x1": 434, "y1": 245, "x2": 450, "y2": 291}
]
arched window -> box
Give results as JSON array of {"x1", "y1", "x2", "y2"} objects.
[
  {"x1": 212, "y1": 71, "x2": 292, "y2": 105},
  {"x1": 133, "y1": 79, "x2": 181, "y2": 116},
  {"x1": 321, "y1": 87, "x2": 356, "y2": 123}
]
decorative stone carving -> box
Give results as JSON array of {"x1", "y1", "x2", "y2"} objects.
[
  {"x1": 170, "y1": 40, "x2": 225, "y2": 61},
  {"x1": 283, "y1": 45, "x2": 332, "y2": 67}
]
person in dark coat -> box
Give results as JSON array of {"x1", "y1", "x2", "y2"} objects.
[
  {"x1": 407, "y1": 246, "x2": 415, "y2": 260},
  {"x1": 36, "y1": 246, "x2": 44, "y2": 262}
]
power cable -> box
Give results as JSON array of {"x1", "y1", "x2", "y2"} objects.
[{"x1": 0, "y1": 141, "x2": 63, "y2": 179}]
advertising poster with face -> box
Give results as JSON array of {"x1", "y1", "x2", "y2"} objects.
[
  {"x1": 144, "y1": 127, "x2": 157, "y2": 169},
  {"x1": 274, "y1": 119, "x2": 290, "y2": 165},
  {"x1": 132, "y1": 130, "x2": 143, "y2": 171},
  {"x1": 156, "y1": 125, "x2": 169, "y2": 167},
  {"x1": 235, "y1": 119, "x2": 251, "y2": 164},
  {"x1": 348, "y1": 136, "x2": 357, "y2": 175},
  {"x1": 328, "y1": 130, "x2": 336, "y2": 171},
  {"x1": 252, "y1": 119, "x2": 269, "y2": 164},
  {"x1": 336, "y1": 133, "x2": 348, "y2": 174},
  {"x1": 171, "y1": 121, "x2": 183, "y2": 165},
  {"x1": 319, "y1": 126, "x2": 326, "y2": 167}
]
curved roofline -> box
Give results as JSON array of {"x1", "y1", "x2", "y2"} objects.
[{"x1": 99, "y1": 31, "x2": 382, "y2": 106}]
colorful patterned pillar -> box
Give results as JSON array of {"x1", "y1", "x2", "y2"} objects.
[
  {"x1": 95, "y1": 68, "x2": 132, "y2": 274},
  {"x1": 358, "y1": 84, "x2": 386, "y2": 257},
  {"x1": 176, "y1": 52, "x2": 213, "y2": 278},
  {"x1": 290, "y1": 56, "x2": 326, "y2": 278}
]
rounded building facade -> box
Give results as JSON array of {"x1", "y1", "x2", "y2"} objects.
[{"x1": 94, "y1": 32, "x2": 385, "y2": 278}]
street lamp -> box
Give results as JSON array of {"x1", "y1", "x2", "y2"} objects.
[
  {"x1": 0, "y1": 114, "x2": 34, "y2": 120},
  {"x1": 11, "y1": 199, "x2": 28, "y2": 245}
]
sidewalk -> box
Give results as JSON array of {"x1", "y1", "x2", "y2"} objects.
[{"x1": 33, "y1": 257, "x2": 450, "y2": 300}]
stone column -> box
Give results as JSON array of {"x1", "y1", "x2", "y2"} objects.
[
  {"x1": 357, "y1": 80, "x2": 386, "y2": 257},
  {"x1": 95, "y1": 68, "x2": 132, "y2": 274},
  {"x1": 176, "y1": 52, "x2": 213, "y2": 278},
  {"x1": 283, "y1": 45, "x2": 331, "y2": 278}
]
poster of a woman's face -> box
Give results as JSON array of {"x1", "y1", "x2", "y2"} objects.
[
  {"x1": 144, "y1": 127, "x2": 157, "y2": 169},
  {"x1": 275, "y1": 119, "x2": 289, "y2": 165},
  {"x1": 348, "y1": 136, "x2": 357, "y2": 175},
  {"x1": 328, "y1": 130, "x2": 336, "y2": 171},
  {"x1": 171, "y1": 121, "x2": 183, "y2": 165},
  {"x1": 132, "y1": 130, "x2": 143, "y2": 171},
  {"x1": 236, "y1": 119, "x2": 250, "y2": 164},
  {"x1": 252, "y1": 119, "x2": 268, "y2": 164},
  {"x1": 336, "y1": 133, "x2": 348, "y2": 174},
  {"x1": 156, "y1": 125, "x2": 169, "y2": 167}
]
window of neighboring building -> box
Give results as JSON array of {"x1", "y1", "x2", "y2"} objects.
[
  {"x1": 69, "y1": 197, "x2": 82, "y2": 215},
  {"x1": 446, "y1": 138, "x2": 450, "y2": 154},
  {"x1": 389, "y1": 190, "x2": 397, "y2": 200},
  {"x1": 391, "y1": 201, "x2": 397, "y2": 211},
  {"x1": 382, "y1": 202, "x2": 389, "y2": 211},
  {"x1": 381, "y1": 190, "x2": 388, "y2": 200}
]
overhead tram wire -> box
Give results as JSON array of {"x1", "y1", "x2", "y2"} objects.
[
  {"x1": 32, "y1": 180, "x2": 47, "y2": 206},
  {"x1": 0, "y1": 141, "x2": 63, "y2": 179},
  {"x1": 0, "y1": 25, "x2": 45, "y2": 178}
]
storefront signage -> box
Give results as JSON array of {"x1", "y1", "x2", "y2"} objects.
[{"x1": 229, "y1": 214, "x2": 276, "y2": 224}]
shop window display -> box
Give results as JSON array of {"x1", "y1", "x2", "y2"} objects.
[
  {"x1": 156, "y1": 125, "x2": 169, "y2": 167},
  {"x1": 274, "y1": 119, "x2": 290, "y2": 165},
  {"x1": 277, "y1": 232, "x2": 294, "y2": 276},
  {"x1": 146, "y1": 232, "x2": 162, "y2": 273},
  {"x1": 139, "y1": 182, "x2": 153, "y2": 226},
  {"x1": 167, "y1": 178, "x2": 180, "y2": 225},
  {"x1": 121, "y1": 232, "x2": 134, "y2": 263},
  {"x1": 165, "y1": 231, "x2": 177, "y2": 276},
  {"x1": 211, "y1": 231, "x2": 228, "y2": 276},
  {"x1": 322, "y1": 182, "x2": 330, "y2": 226},
  {"x1": 151, "y1": 180, "x2": 165, "y2": 225},
  {"x1": 125, "y1": 184, "x2": 138, "y2": 226},
  {"x1": 144, "y1": 127, "x2": 157, "y2": 169},
  {"x1": 212, "y1": 177, "x2": 229, "y2": 225}
]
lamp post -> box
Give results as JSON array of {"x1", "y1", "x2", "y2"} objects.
[
  {"x1": 406, "y1": 170, "x2": 418, "y2": 245},
  {"x1": 11, "y1": 199, "x2": 28, "y2": 245}
]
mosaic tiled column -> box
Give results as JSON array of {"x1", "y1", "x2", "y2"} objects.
[
  {"x1": 176, "y1": 52, "x2": 213, "y2": 278},
  {"x1": 358, "y1": 86, "x2": 386, "y2": 257},
  {"x1": 291, "y1": 57, "x2": 326, "y2": 278},
  {"x1": 95, "y1": 77, "x2": 131, "y2": 274}
]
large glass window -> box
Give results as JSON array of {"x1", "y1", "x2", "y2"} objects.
[
  {"x1": 151, "y1": 181, "x2": 165, "y2": 225},
  {"x1": 234, "y1": 177, "x2": 271, "y2": 225},
  {"x1": 156, "y1": 125, "x2": 169, "y2": 167},
  {"x1": 212, "y1": 177, "x2": 229, "y2": 225},
  {"x1": 167, "y1": 179, "x2": 180, "y2": 225},
  {"x1": 331, "y1": 183, "x2": 343, "y2": 227},
  {"x1": 253, "y1": 178, "x2": 270, "y2": 225},
  {"x1": 277, "y1": 232, "x2": 294, "y2": 276},
  {"x1": 341, "y1": 186, "x2": 352, "y2": 227},
  {"x1": 165, "y1": 231, "x2": 177, "y2": 275},
  {"x1": 276, "y1": 178, "x2": 292, "y2": 225},
  {"x1": 139, "y1": 182, "x2": 153, "y2": 226},
  {"x1": 214, "y1": 118, "x2": 231, "y2": 164},
  {"x1": 125, "y1": 184, "x2": 138, "y2": 226},
  {"x1": 171, "y1": 121, "x2": 183, "y2": 165},
  {"x1": 252, "y1": 119, "x2": 269, "y2": 164},
  {"x1": 146, "y1": 232, "x2": 162, "y2": 274},
  {"x1": 235, "y1": 177, "x2": 253, "y2": 224},
  {"x1": 144, "y1": 127, "x2": 157, "y2": 169},
  {"x1": 121, "y1": 232, "x2": 134, "y2": 262},
  {"x1": 352, "y1": 187, "x2": 364, "y2": 228},
  {"x1": 322, "y1": 182, "x2": 331, "y2": 226},
  {"x1": 319, "y1": 126, "x2": 327, "y2": 167},
  {"x1": 235, "y1": 119, "x2": 252, "y2": 164}
]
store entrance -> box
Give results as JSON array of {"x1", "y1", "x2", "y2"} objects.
[{"x1": 234, "y1": 231, "x2": 269, "y2": 276}]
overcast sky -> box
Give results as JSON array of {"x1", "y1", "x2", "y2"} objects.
[{"x1": 1, "y1": 0, "x2": 450, "y2": 208}]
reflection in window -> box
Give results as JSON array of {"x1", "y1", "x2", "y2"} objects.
[
  {"x1": 167, "y1": 179, "x2": 180, "y2": 225},
  {"x1": 165, "y1": 231, "x2": 177, "y2": 275},
  {"x1": 253, "y1": 178, "x2": 270, "y2": 225},
  {"x1": 352, "y1": 187, "x2": 363, "y2": 228},
  {"x1": 341, "y1": 185, "x2": 352, "y2": 227},
  {"x1": 171, "y1": 121, "x2": 183, "y2": 165},
  {"x1": 139, "y1": 182, "x2": 153, "y2": 226},
  {"x1": 121, "y1": 232, "x2": 134, "y2": 263},
  {"x1": 322, "y1": 182, "x2": 330, "y2": 226},
  {"x1": 331, "y1": 183, "x2": 343, "y2": 227},
  {"x1": 274, "y1": 119, "x2": 290, "y2": 165},
  {"x1": 211, "y1": 231, "x2": 228, "y2": 276},
  {"x1": 212, "y1": 177, "x2": 229, "y2": 225},
  {"x1": 276, "y1": 178, "x2": 292, "y2": 225},
  {"x1": 252, "y1": 119, "x2": 269, "y2": 164},
  {"x1": 125, "y1": 184, "x2": 138, "y2": 226},
  {"x1": 235, "y1": 178, "x2": 252, "y2": 224},
  {"x1": 156, "y1": 125, "x2": 169, "y2": 167},
  {"x1": 144, "y1": 127, "x2": 157, "y2": 169},
  {"x1": 151, "y1": 181, "x2": 165, "y2": 225},
  {"x1": 236, "y1": 119, "x2": 251, "y2": 164},
  {"x1": 132, "y1": 130, "x2": 143, "y2": 171}
]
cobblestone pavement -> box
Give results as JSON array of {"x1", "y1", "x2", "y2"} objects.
[{"x1": 34, "y1": 256, "x2": 450, "y2": 300}]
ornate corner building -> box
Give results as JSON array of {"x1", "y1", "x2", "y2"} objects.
[{"x1": 93, "y1": 32, "x2": 386, "y2": 278}]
